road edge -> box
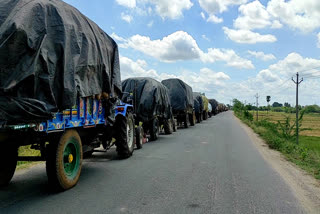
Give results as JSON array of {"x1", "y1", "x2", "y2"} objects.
[{"x1": 233, "y1": 113, "x2": 320, "y2": 214}]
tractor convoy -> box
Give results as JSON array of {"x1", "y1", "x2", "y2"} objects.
[{"x1": 0, "y1": 0, "x2": 228, "y2": 191}]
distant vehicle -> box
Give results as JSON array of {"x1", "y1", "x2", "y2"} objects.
[
  {"x1": 209, "y1": 99, "x2": 219, "y2": 116},
  {"x1": 162, "y1": 78, "x2": 195, "y2": 128},
  {"x1": 201, "y1": 95, "x2": 209, "y2": 120},
  {"x1": 193, "y1": 92, "x2": 204, "y2": 123},
  {"x1": 208, "y1": 103, "x2": 213, "y2": 118},
  {"x1": 122, "y1": 77, "x2": 174, "y2": 142}
]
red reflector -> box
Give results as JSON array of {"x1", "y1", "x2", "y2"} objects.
[{"x1": 117, "y1": 107, "x2": 124, "y2": 112}]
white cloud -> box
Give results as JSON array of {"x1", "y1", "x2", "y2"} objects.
[
  {"x1": 199, "y1": 0, "x2": 248, "y2": 23},
  {"x1": 271, "y1": 20, "x2": 283, "y2": 29},
  {"x1": 201, "y1": 48, "x2": 255, "y2": 69},
  {"x1": 220, "y1": 53, "x2": 320, "y2": 105},
  {"x1": 248, "y1": 51, "x2": 276, "y2": 61},
  {"x1": 234, "y1": 0, "x2": 273, "y2": 30},
  {"x1": 202, "y1": 34, "x2": 210, "y2": 41},
  {"x1": 119, "y1": 31, "x2": 254, "y2": 69},
  {"x1": 268, "y1": 52, "x2": 320, "y2": 76},
  {"x1": 147, "y1": 20, "x2": 154, "y2": 27},
  {"x1": 116, "y1": 0, "x2": 193, "y2": 20},
  {"x1": 267, "y1": 0, "x2": 320, "y2": 33},
  {"x1": 116, "y1": 0, "x2": 136, "y2": 8},
  {"x1": 317, "y1": 32, "x2": 320, "y2": 48},
  {"x1": 207, "y1": 14, "x2": 223, "y2": 23},
  {"x1": 146, "y1": 0, "x2": 193, "y2": 19},
  {"x1": 121, "y1": 13, "x2": 133, "y2": 23},
  {"x1": 120, "y1": 56, "x2": 230, "y2": 96},
  {"x1": 122, "y1": 31, "x2": 201, "y2": 62},
  {"x1": 223, "y1": 27, "x2": 277, "y2": 44},
  {"x1": 111, "y1": 33, "x2": 127, "y2": 42},
  {"x1": 199, "y1": 0, "x2": 248, "y2": 15},
  {"x1": 120, "y1": 56, "x2": 161, "y2": 80},
  {"x1": 200, "y1": 12, "x2": 206, "y2": 20}
]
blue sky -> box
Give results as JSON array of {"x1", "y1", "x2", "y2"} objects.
[{"x1": 63, "y1": 0, "x2": 320, "y2": 106}]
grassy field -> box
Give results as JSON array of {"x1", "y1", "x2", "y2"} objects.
[
  {"x1": 238, "y1": 110, "x2": 320, "y2": 179},
  {"x1": 251, "y1": 111, "x2": 320, "y2": 137}
]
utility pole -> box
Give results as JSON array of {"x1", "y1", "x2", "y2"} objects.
[
  {"x1": 292, "y1": 72, "x2": 303, "y2": 144},
  {"x1": 255, "y1": 93, "x2": 259, "y2": 121}
]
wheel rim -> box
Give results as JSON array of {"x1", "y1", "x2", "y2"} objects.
[
  {"x1": 127, "y1": 117, "x2": 134, "y2": 148},
  {"x1": 63, "y1": 138, "x2": 80, "y2": 180}
]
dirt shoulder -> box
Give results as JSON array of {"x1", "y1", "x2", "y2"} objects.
[{"x1": 234, "y1": 114, "x2": 320, "y2": 214}]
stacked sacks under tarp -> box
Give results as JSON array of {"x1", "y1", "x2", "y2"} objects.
[
  {"x1": 193, "y1": 92, "x2": 203, "y2": 123},
  {"x1": 122, "y1": 77, "x2": 174, "y2": 141},
  {"x1": 161, "y1": 78, "x2": 195, "y2": 128},
  {"x1": 209, "y1": 99, "x2": 219, "y2": 115},
  {"x1": 201, "y1": 95, "x2": 209, "y2": 120},
  {"x1": 0, "y1": 0, "x2": 121, "y2": 124}
]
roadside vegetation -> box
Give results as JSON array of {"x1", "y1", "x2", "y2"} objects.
[
  {"x1": 17, "y1": 146, "x2": 41, "y2": 169},
  {"x1": 233, "y1": 99, "x2": 320, "y2": 180}
]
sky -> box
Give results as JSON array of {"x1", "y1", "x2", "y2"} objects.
[{"x1": 62, "y1": 0, "x2": 320, "y2": 106}]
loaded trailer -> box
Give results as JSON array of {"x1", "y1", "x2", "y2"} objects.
[
  {"x1": 0, "y1": 97, "x2": 135, "y2": 190},
  {"x1": 193, "y1": 93, "x2": 204, "y2": 123},
  {"x1": 0, "y1": 0, "x2": 136, "y2": 190},
  {"x1": 162, "y1": 78, "x2": 195, "y2": 128},
  {"x1": 122, "y1": 77, "x2": 175, "y2": 143}
]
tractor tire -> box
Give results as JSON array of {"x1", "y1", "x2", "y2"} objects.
[
  {"x1": 189, "y1": 112, "x2": 195, "y2": 126},
  {"x1": 0, "y1": 144, "x2": 18, "y2": 187},
  {"x1": 184, "y1": 114, "x2": 189, "y2": 128},
  {"x1": 46, "y1": 130, "x2": 83, "y2": 191},
  {"x1": 115, "y1": 112, "x2": 135, "y2": 158},
  {"x1": 149, "y1": 118, "x2": 160, "y2": 141},
  {"x1": 163, "y1": 119, "x2": 173, "y2": 134},
  {"x1": 172, "y1": 118, "x2": 177, "y2": 132},
  {"x1": 135, "y1": 126, "x2": 144, "y2": 150}
]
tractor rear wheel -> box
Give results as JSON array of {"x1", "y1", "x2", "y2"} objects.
[
  {"x1": 0, "y1": 144, "x2": 18, "y2": 186},
  {"x1": 115, "y1": 113, "x2": 135, "y2": 158}
]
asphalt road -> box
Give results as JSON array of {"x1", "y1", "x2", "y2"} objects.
[{"x1": 0, "y1": 111, "x2": 305, "y2": 214}]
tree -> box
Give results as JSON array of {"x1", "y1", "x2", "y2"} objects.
[
  {"x1": 272, "y1": 102, "x2": 283, "y2": 107},
  {"x1": 284, "y1": 102, "x2": 291, "y2": 108}
]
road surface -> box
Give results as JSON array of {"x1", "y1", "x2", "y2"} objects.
[{"x1": 0, "y1": 111, "x2": 305, "y2": 214}]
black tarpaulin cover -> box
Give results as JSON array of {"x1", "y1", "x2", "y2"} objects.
[
  {"x1": 193, "y1": 92, "x2": 203, "y2": 113},
  {"x1": 209, "y1": 99, "x2": 219, "y2": 114},
  {"x1": 0, "y1": 0, "x2": 121, "y2": 123},
  {"x1": 122, "y1": 77, "x2": 172, "y2": 122},
  {"x1": 161, "y1": 78, "x2": 193, "y2": 112}
]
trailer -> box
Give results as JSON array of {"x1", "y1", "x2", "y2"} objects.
[
  {"x1": 162, "y1": 79, "x2": 195, "y2": 128},
  {"x1": 0, "y1": 0, "x2": 135, "y2": 190},
  {"x1": 122, "y1": 78, "x2": 174, "y2": 142},
  {"x1": 193, "y1": 93, "x2": 204, "y2": 123},
  {"x1": 0, "y1": 96, "x2": 135, "y2": 190}
]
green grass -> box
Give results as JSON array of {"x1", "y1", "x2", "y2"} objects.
[
  {"x1": 17, "y1": 145, "x2": 41, "y2": 170},
  {"x1": 235, "y1": 112, "x2": 320, "y2": 180}
]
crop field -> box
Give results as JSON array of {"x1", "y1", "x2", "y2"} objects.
[{"x1": 251, "y1": 111, "x2": 320, "y2": 137}]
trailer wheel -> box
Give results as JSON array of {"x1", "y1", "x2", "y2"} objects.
[
  {"x1": 189, "y1": 112, "x2": 195, "y2": 126},
  {"x1": 115, "y1": 112, "x2": 135, "y2": 158},
  {"x1": 135, "y1": 126, "x2": 144, "y2": 149},
  {"x1": 149, "y1": 118, "x2": 159, "y2": 141},
  {"x1": 172, "y1": 118, "x2": 177, "y2": 132},
  {"x1": 46, "y1": 130, "x2": 83, "y2": 191},
  {"x1": 163, "y1": 119, "x2": 173, "y2": 134},
  {"x1": 0, "y1": 145, "x2": 18, "y2": 186},
  {"x1": 184, "y1": 114, "x2": 189, "y2": 128}
]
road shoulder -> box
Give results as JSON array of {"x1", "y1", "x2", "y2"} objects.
[{"x1": 234, "y1": 114, "x2": 320, "y2": 214}]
